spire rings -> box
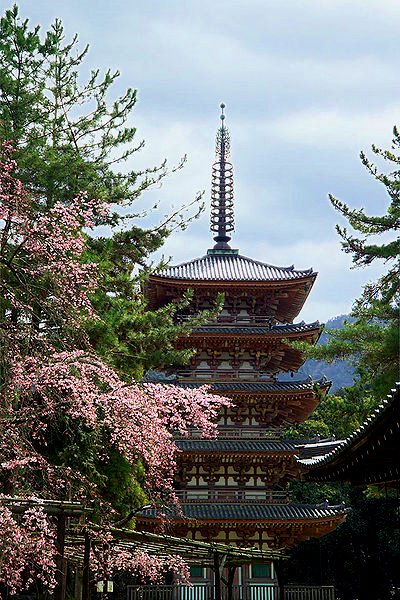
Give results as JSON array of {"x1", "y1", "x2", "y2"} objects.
[
  {"x1": 210, "y1": 158, "x2": 235, "y2": 235},
  {"x1": 210, "y1": 103, "x2": 235, "y2": 249}
]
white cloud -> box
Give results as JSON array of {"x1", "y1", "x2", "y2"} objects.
[
  {"x1": 266, "y1": 105, "x2": 400, "y2": 149},
  {"x1": 12, "y1": 0, "x2": 397, "y2": 323}
]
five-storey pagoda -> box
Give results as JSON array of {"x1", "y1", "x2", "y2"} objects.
[{"x1": 139, "y1": 105, "x2": 346, "y2": 583}]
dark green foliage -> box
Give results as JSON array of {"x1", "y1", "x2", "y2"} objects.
[
  {"x1": 84, "y1": 229, "x2": 224, "y2": 379},
  {"x1": 303, "y1": 316, "x2": 356, "y2": 393},
  {"x1": 281, "y1": 315, "x2": 356, "y2": 392},
  {"x1": 331, "y1": 132, "x2": 400, "y2": 309},
  {"x1": 310, "y1": 315, "x2": 398, "y2": 399},
  {"x1": 0, "y1": 5, "x2": 195, "y2": 216},
  {"x1": 285, "y1": 487, "x2": 400, "y2": 600},
  {"x1": 287, "y1": 128, "x2": 400, "y2": 598},
  {"x1": 100, "y1": 453, "x2": 148, "y2": 518},
  {"x1": 0, "y1": 5, "x2": 214, "y2": 381},
  {"x1": 307, "y1": 127, "x2": 400, "y2": 399},
  {"x1": 0, "y1": 6, "x2": 207, "y2": 379},
  {"x1": 286, "y1": 380, "x2": 376, "y2": 441}
]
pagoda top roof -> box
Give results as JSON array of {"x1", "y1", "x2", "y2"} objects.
[{"x1": 151, "y1": 252, "x2": 315, "y2": 283}]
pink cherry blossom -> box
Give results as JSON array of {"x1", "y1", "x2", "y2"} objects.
[
  {"x1": 0, "y1": 144, "x2": 231, "y2": 593},
  {"x1": 0, "y1": 505, "x2": 57, "y2": 594}
]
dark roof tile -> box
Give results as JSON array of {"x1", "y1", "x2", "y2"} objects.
[
  {"x1": 193, "y1": 321, "x2": 320, "y2": 335},
  {"x1": 142, "y1": 503, "x2": 347, "y2": 521},
  {"x1": 153, "y1": 253, "x2": 314, "y2": 282},
  {"x1": 300, "y1": 383, "x2": 400, "y2": 469},
  {"x1": 171, "y1": 378, "x2": 329, "y2": 393},
  {"x1": 176, "y1": 440, "x2": 297, "y2": 452}
]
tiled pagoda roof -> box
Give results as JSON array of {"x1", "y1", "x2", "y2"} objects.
[
  {"x1": 141, "y1": 503, "x2": 346, "y2": 521},
  {"x1": 180, "y1": 503, "x2": 346, "y2": 520},
  {"x1": 153, "y1": 253, "x2": 315, "y2": 282},
  {"x1": 298, "y1": 439, "x2": 343, "y2": 460},
  {"x1": 176, "y1": 440, "x2": 297, "y2": 452},
  {"x1": 173, "y1": 377, "x2": 328, "y2": 393},
  {"x1": 192, "y1": 321, "x2": 320, "y2": 335}
]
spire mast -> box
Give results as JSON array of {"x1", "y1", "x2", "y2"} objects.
[{"x1": 209, "y1": 103, "x2": 236, "y2": 252}]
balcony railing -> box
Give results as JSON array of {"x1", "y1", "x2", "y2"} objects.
[
  {"x1": 177, "y1": 369, "x2": 267, "y2": 380},
  {"x1": 175, "y1": 490, "x2": 291, "y2": 504},
  {"x1": 127, "y1": 584, "x2": 335, "y2": 600},
  {"x1": 176, "y1": 428, "x2": 281, "y2": 440},
  {"x1": 176, "y1": 315, "x2": 273, "y2": 325}
]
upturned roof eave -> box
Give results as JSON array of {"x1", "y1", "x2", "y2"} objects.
[
  {"x1": 148, "y1": 253, "x2": 317, "y2": 285},
  {"x1": 148, "y1": 271, "x2": 317, "y2": 286},
  {"x1": 300, "y1": 383, "x2": 400, "y2": 473},
  {"x1": 177, "y1": 449, "x2": 298, "y2": 456},
  {"x1": 187, "y1": 321, "x2": 321, "y2": 338}
]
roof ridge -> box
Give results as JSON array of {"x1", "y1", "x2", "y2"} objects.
[
  {"x1": 272, "y1": 320, "x2": 320, "y2": 328},
  {"x1": 155, "y1": 252, "x2": 314, "y2": 275},
  {"x1": 235, "y1": 253, "x2": 309, "y2": 273}
]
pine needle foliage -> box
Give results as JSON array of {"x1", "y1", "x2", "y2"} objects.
[
  {"x1": 0, "y1": 5, "x2": 212, "y2": 378},
  {"x1": 308, "y1": 127, "x2": 400, "y2": 399}
]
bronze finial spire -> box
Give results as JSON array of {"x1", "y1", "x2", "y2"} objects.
[{"x1": 209, "y1": 103, "x2": 235, "y2": 251}]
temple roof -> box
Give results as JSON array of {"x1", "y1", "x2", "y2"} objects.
[
  {"x1": 141, "y1": 503, "x2": 346, "y2": 521},
  {"x1": 299, "y1": 383, "x2": 400, "y2": 484},
  {"x1": 176, "y1": 440, "x2": 297, "y2": 452},
  {"x1": 152, "y1": 253, "x2": 315, "y2": 283},
  {"x1": 298, "y1": 439, "x2": 343, "y2": 460}
]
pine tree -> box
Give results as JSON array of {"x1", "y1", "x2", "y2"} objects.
[
  {"x1": 331, "y1": 131, "x2": 400, "y2": 311},
  {"x1": 312, "y1": 127, "x2": 400, "y2": 398},
  {"x1": 0, "y1": 5, "x2": 209, "y2": 378}
]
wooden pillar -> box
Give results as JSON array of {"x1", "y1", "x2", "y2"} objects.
[
  {"x1": 74, "y1": 567, "x2": 83, "y2": 600},
  {"x1": 213, "y1": 552, "x2": 222, "y2": 600},
  {"x1": 274, "y1": 560, "x2": 285, "y2": 600},
  {"x1": 82, "y1": 532, "x2": 91, "y2": 600},
  {"x1": 54, "y1": 514, "x2": 66, "y2": 600},
  {"x1": 227, "y1": 565, "x2": 236, "y2": 600}
]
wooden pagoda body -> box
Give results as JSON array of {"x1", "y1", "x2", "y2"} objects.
[{"x1": 139, "y1": 107, "x2": 346, "y2": 586}]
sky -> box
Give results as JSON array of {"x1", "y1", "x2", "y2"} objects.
[{"x1": 14, "y1": 0, "x2": 399, "y2": 323}]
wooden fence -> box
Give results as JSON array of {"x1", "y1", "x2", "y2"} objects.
[{"x1": 127, "y1": 584, "x2": 335, "y2": 600}]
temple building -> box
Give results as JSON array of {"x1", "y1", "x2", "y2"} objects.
[
  {"x1": 301, "y1": 382, "x2": 400, "y2": 486},
  {"x1": 138, "y1": 105, "x2": 346, "y2": 586}
]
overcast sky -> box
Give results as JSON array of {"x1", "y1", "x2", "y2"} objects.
[{"x1": 15, "y1": 0, "x2": 399, "y2": 323}]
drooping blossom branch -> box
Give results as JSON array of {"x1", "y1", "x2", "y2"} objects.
[
  {"x1": 0, "y1": 144, "x2": 231, "y2": 593},
  {"x1": 90, "y1": 542, "x2": 190, "y2": 584},
  {"x1": 0, "y1": 505, "x2": 57, "y2": 594},
  {"x1": 5, "y1": 350, "x2": 229, "y2": 497},
  {"x1": 1, "y1": 351, "x2": 229, "y2": 594}
]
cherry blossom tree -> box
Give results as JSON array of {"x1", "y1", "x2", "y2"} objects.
[{"x1": 0, "y1": 144, "x2": 229, "y2": 595}]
